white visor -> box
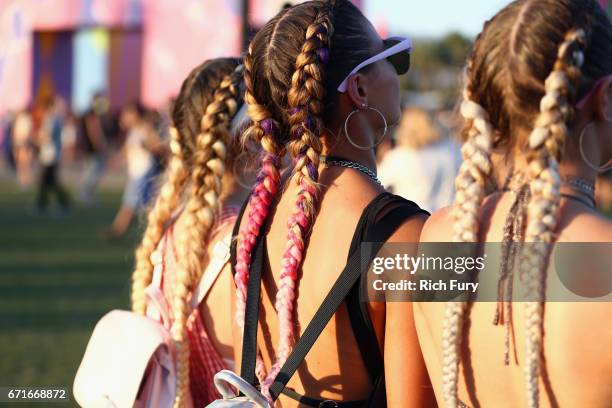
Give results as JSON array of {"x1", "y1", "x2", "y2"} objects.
[{"x1": 337, "y1": 37, "x2": 412, "y2": 93}]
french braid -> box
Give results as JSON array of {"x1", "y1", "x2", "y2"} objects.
[
  {"x1": 520, "y1": 29, "x2": 586, "y2": 408},
  {"x1": 171, "y1": 69, "x2": 243, "y2": 407},
  {"x1": 259, "y1": 5, "x2": 335, "y2": 396},
  {"x1": 132, "y1": 126, "x2": 189, "y2": 315},
  {"x1": 235, "y1": 0, "x2": 391, "y2": 402},
  {"x1": 442, "y1": 59, "x2": 494, "y2": 407},
  {"x1": 131, "y1": 57, "x2": 244, "y2": 407},
  {"x1": 442, "y1": 0, "x2": 612, "y2": 405},
  {"x1": 234, "y1": 44, "x2": 284, "y2": 329}
]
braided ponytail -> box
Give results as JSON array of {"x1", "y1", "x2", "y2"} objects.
[
  {"x1": 234, "y1": 46, "x2": 284, "y2": 331},
  {"x1": 171, "y1": 69, "x2": 243, "y2": 407},
  {"x1": 257, "y1": 5, "x2": 335, "y2": 395},
  {"x1": 442, "y1": 56, "x2": 494, "y2": 407},
  {"x1": 520, "y1": 28, "x2": 586, "y2": 408},
  {"x1": 132, "y1": 126, "x2": 190, "y2": 315}
]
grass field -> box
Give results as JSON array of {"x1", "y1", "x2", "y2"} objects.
[{"x1": 0, "y1": 178, "x2": 140, "y2": 406}]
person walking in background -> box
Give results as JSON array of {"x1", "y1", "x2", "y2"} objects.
[
  {"x1": 78, "y1": 93, "x2": 113, "y2": 205},
  {"x1": 61, "y1": 109, "x2": 79, "y2": 165},
  {"x1": 12, "y1": 108, "x2": 34, "y2": 190},
  {"x1": 378, "y1": 106, "x2": 461, "y2": 212},
  {"x1": 35, "y1": 96, "x2": 70, "y2": 214},
  {"x1": 1, "y1": 111, "x2": 16, "y2": 173},
  {"x1": 107, "y1": 102, "x2": 165, "y2": 238}
]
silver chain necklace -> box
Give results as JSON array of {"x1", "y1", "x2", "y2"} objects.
[
  {"x1": 561, "y1": 176, "x2": 596, "y2": 208},
  {"x1": 562, "y1": 176, "x2": 595, "y2": 195},
  {"x1": 321, "y1": 156, "x2": 382, "y2": 186}
]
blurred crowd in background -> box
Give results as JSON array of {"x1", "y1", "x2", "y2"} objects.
[
  {"x1": 0, "y1": 0, "x2": 611, "y2": 232},
  {"x1": 3, "y1": 88, "x2": 611, "y2": 230},
  {"x1": 0, "y1": 92, "x2": 172, "y2": 236}
]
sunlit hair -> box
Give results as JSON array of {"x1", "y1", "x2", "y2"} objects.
[
  {"x1": 233, "y1": 0, "x2": 377, "y2": 398},
  {"x1": 395, "y1": 107, "x2": 444, "y2": 150},
  {"x1": 130, "y1": 57, "x2": 244, "y2": 407},
  {"x1": 443, "y1": 1, "x2": 612, "y2": 407}
]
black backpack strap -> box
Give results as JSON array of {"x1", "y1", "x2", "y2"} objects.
[
  {"x1": 239, "y1": 225, "x2": 265, "y2": 386},
  {"x1": 268, "y1": 201, "x2": 425, "y2": 402},
  {"x1": 230, "y1": 195, "x2": 251, "y2": 278}
]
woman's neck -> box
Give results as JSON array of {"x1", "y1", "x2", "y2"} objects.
[
  {"x1": 321, "y1": 129, "x2": 378, "y2": 172},
  {"x1": 493, "y1": 153, "x2": 598, "y2": 208},
  {"x1": 558, "y1": 159, "x2": 598, "y2": 206}
]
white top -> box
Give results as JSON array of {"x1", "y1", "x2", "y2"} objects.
[
  {"x1": 125, "y1": 126, "x2": 154, "y2": 178},
  {"x1": 378, "y1": 138, "x2": 462, "y2": 213}
]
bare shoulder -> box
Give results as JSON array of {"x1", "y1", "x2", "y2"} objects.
[
  {"x1": 419, "y1": 205, "x2": 453, "y2": 243},
  {"x1": 321, "y1": 176, "x2": 384, "y2": 220},
  {"x1": 388, "y1": 211, "x2": 429, "y2": 243},
  {"x1": 559, "y1": 210, "x2": 612, "y2": 242}
]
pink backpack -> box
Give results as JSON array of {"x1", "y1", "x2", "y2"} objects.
[{"x1": 73, "y1": 233, "x2": 232, "y2": 408}]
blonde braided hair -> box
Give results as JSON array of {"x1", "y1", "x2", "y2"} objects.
[
  {"x1": 130, "y1": 58, "x2": 244, "y2": 407},
  {"x1": 131, "y1": 126, "x2": 189, "y2": 315},
  {"x1": 520, "y1": 28, "x2": 586, "y2": 408},
  {"x1": 442, "y1": 68, "x2": 494, "y2": 407},
  {"x1": 171, "y1": 68, "x2": 243, "y2": 407},
  {"x1": 441, "y1": 0, "x2": 611, "y2": 405}
]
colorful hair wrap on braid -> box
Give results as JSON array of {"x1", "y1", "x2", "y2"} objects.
[
  {"x1": 232, "y1": 0, "x2": 400, "y2": 402},
  {"x1": 258, "y1": 4, "x2": 334, "y2": 398},
  {"x1": 234, "y1": 125, "x2": 282, "y2": 326}
]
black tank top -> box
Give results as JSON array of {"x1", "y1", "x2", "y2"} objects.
[{"x1": 230, "y1": 192, "x2": 428, "y2": 407}]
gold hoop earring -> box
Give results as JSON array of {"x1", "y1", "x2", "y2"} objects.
[
  {"x1": 579, "y1": 121, "x2": 612, "y2": 173},
  {"x1": 343, "y1": 103, "x2": 388, "y2": 150}
]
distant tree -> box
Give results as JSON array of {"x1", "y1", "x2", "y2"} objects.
[
  {"x1": 436, "y1": 32, "x2": 472, "y2": 67},
  {"x1": 403, "y1": 32, "x2": 472, "y2": 108},
  {"x1": 410, "y1": 32, "x2": 471, "y2": 72}
]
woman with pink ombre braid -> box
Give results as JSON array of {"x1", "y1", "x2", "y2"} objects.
[
  {"x1": 232, "y1": 29, "x2": 287, "y2": 327},
  {"x1": 229, "y1": 1, "x2": 431, "y2": 407},
  {"x1": 233, "y1": 48, "x2": 285, "y2": 389}
]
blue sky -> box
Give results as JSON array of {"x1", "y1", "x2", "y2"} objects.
[{"x1": 365, "y1": 0, "x2": 511, "y2": 38}]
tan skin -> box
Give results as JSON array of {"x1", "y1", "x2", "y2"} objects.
[
  {"x1": 231, "y1": 22, "x2": 433, "y2": 408},
  {"x1": 414, "y1": 81, "x2": 612, "y2": 407}
]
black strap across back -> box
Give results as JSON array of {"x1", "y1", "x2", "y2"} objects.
[{"x1": 229, "y1": 192, "x2": 428, "y2": 407}]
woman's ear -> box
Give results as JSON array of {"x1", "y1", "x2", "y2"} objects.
[
  {"x1": 593, "y1": 78, "x2": 612, "y2": 121},
  {"x1": 345, "y1": 74, "x2": 369, "y2": 109}
]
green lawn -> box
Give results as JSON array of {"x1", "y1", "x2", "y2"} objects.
[{"x1": 0, "y1": 180, "x2": 141, "y2": 406}]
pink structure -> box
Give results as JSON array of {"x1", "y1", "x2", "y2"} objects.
[
  {"x1": 0, "y1": 1, "x2": 33, "y2": 114},
  {"x1": 0, "y1": 0, "x2": 241, "y2": 114},
  {"x1": 141, "y1": 0, "x2": 241, "y2": 108}
]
